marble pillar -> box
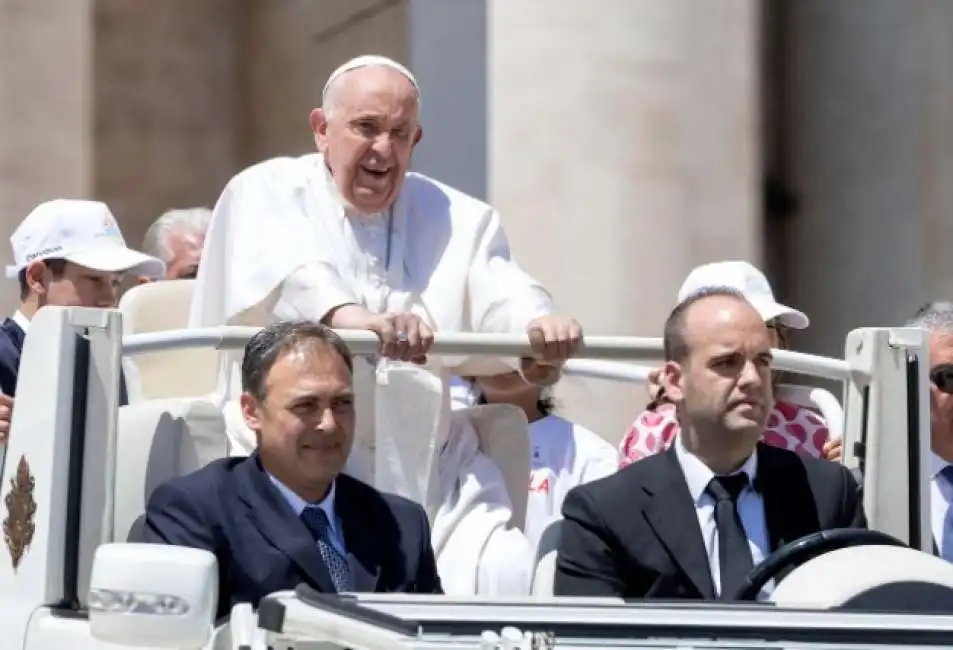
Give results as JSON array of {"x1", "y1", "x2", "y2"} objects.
[
  {"x1": 488, "y1": 0, "x2": 763, "y2": 441},
  {"x1": 0, "y1": 0, "x2": 93, "y2": 314},
  {"x1": 781, "y1": 0, "x2": 953, "y2": 357}
]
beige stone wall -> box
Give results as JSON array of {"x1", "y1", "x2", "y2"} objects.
[
  {"x1": 93, "y1": 0, "x2": 242, "y2": 250},
  {"x1": 488, "y1": 0, "x2": 763, "y2": 442},
  {"x1": 0, "y1": 0, "x2": 93, "y2": 313},
  {"x1": 781, "y1": 0, "x2": 953, "y2": 358},
  {"x1": 241, "y1": 0, "x2": 410, "y2": 163}
]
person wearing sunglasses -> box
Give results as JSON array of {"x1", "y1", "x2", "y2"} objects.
[
  {"x1": 907, "y1": 301, "x2": 953, "y2": 562},
  {"x1": 619, "y1": 261, "x2": 842, "y2": 467}
]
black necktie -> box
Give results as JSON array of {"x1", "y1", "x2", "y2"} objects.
[{"x1": 706, "y1": 473, "x2": 754, "y2": 599}]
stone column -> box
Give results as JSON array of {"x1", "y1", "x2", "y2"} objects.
[
  {"x1": 407, "y1": 0, "x2": 488, "y2": 199},
  {"x1": 488, "y1": 0, "x2": 763, "y2": 441},
  {"x1": 93, "y1": 0, "x2": 242, "y2": 248},
  {"x1": 240, "y1": 0, "x2": 411, "y2": 164},
  {"x1": 781, "y1": 0, "x2": 953, "y2": 357},
  {"x1": 0, "y1": 0, "x2": 93, "y2": 314}
]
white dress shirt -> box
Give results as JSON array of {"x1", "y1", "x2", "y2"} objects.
[
  {"x1": 11, "y1": 310, "x2": 29, "y2": 334},
  {"x1": 931, "y1": 453, "x2": 953, "y2": 556},
  {"x1": 268, "y1": 474, "x2": 346, "y2": 557},
  {"x1": 674, "y1": 436, "x2": 771, "y2": 597}
]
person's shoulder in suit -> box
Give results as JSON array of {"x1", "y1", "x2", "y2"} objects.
[
  {"x1": 337, "y1": 472, "x2": 428, "y2": 519},
  {"x1": 756, "y1": 442, "x2": 866, "y2": 529},
  {"x1": 335, "y1": 473, "x2": 443, "y2": 594},
  {"x1": 564, "y1": 450, "x2": 664, "y2": 512},
  {"x1": 137, "y1": 456, "x2": 244, "y2": 550},
  {"x1": 0, "y1": 318, "x2": 25, "y2": 397},
  {"x1": 554, "y1": 453, "x2": 666, "y2": 597}
]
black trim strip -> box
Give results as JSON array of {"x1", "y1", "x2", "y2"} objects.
[
  {"x1": 257, "y1": 596, "x2": 286, "y2": 634},
  {"x1": 906, "y1": 353, "x2": 923, "y2": 548},
  {"x1": 59, "y1": 332, "x2": 90, "y2": 610}
]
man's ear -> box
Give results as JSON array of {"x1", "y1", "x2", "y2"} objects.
[
  {"x1": 24, "y1": 261, "x2": 49, "y2": 296},
  {"x1": 412, "y1": 125, "x2": 423, "y2": 147},
  {"x1": 239, "y1": 392, "x2": 263, "y2": 432},
  {"x1": 309, "y1": 108, "x2": 330, "y2": 153},
  {"x1": 660, "y1": 360, "x2": 686, "y2": 404}
]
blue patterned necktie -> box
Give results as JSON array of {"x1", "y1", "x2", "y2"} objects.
[{"x1": 301, "y1": 506, "x2": 352, "y2": 592}]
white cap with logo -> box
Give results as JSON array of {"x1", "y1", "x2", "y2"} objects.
[
  {"x1": 6, "y1": 199, "x2": 165, "y2": 280},
  {"x1": 676, "y1": 260, "x2": 809, "y2": 330}
]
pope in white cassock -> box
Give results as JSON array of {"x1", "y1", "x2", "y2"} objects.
[{"x1": 190, "y1": 55, "x2": 583, "y2": 596}]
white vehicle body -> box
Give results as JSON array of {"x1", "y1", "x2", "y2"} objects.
[{"x1": 0, "y1": 296, "x2": 951, "y2": 650}]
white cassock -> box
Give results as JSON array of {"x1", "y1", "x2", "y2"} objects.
[{"x1": 191, "y1": 153, "x2": 553, "y2": 595}]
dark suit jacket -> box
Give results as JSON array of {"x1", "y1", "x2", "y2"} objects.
[
  {"x1": 554, "y1": 442, "x2": 867, "y2": 599},
  {"x1": 137, "y1": 453, "x2": 443, "y2": 617},
  {"x1": 0, "y1": 319, "x2": 25, "y2": 396}
]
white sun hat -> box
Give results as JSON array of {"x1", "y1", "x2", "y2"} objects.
[
  {"x1": 676, "y1": 260, "x2": 809, "y2": 330},
  {"x1": 6, "y1": 199, "x2": 165, "y2": 280}
]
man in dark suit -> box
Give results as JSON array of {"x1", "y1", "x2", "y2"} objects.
[
  {"x1": 554, "y1": 287, "x2": 865, "y2": 601},
  {"x1": 138, "y1": 319, "x2": 443, "y2": 617}
]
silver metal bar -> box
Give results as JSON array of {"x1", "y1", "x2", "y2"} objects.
[
  {"x1": 123, "y1": 328, "x2": 663, "y2": 360},
  {"x1": 122, "y1": 328, "x2": 853, "y2": 381}
]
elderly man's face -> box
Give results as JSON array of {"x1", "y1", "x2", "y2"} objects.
[
  {"x1": 310, "y1": 66, "x2": 422, "y2": 214},
  {"x1": 664, "y1": 296, "x2": 774, "y2": 444},
  {"x1": 240, "y1": 343, "x2": 356, "y2": 501}
]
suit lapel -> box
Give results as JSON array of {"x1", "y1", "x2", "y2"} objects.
[
  {"x1": 335, "y1": 475, "x2": 382, "y2": 592},
  {"x1": 642, "y1": 447, "x2": 716, "y2": 599},
  {"x1": 757, "y1": 444, "x2": 819, "y2": 553},
  {"x1": 234, "y1": 454, "x2": 336, "y2": 592}
]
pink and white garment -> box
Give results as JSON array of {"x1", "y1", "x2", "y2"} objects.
[{"x1": 619, "y1": 399, "x2": 831, "y2": 467}]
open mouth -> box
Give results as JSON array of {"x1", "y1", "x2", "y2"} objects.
[{"x1": 360, "y1": 165, "x2": 390, "y2": 180}]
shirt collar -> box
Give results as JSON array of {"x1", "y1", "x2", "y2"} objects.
[
  {"x1": 931, "y1": 453, "x2": 951, "y2": 480},
  {"x1": 11, "y1": 310, "x2": 29, "y2": 334},
  {"x1": 675, "y1": 434, "x2": 758, "y2": 504},
  {"x1": 268, "y1": 473, "x2": 337, "y2": 522}
]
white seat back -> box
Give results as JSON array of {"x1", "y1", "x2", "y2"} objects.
[
  {"x1": 466, "y1": 404, "x2": 530, "y2": 531},
  {"x1": 530, "y1": 518, "x2": 563, "y2": 596},
  {"x1": 118, "y1": 280, "x2": 218, "y2": 400},
  {"x1": 114, "y1": 398, "x2": 229, "y2": 541}
]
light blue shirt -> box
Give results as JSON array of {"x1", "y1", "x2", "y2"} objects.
[{"x1": 268, "y1": 474, "x2": 347, "y2": 556}]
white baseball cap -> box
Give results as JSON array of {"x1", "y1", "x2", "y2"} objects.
[
  {"x1": 6, "y1": 199, "x2": 165, "y2": 280},
  {"x1": 676, "y1": 260, "x2": 809, "y2": 330}
]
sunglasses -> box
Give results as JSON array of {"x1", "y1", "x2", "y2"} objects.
[{"x1": 931, "y1": 364, "x2": 953, "y2": 394}]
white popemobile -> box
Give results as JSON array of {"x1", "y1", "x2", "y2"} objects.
[{"x1": 0, "y1": 288, "x2": 952, "y2": 649}]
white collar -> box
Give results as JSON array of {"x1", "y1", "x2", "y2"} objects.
[
  {"x1": 11, "y1": 310, "x2": 29, "y2": 334},
  {"x1": 931, "y1": 453, "x2": 952, "y2": 480},
  {"x1": 268, "y1": 473, "x2": 337, "y2": 525},
  {"x1": 675, "y1": 434, "x2": 758, "y2": 504}
]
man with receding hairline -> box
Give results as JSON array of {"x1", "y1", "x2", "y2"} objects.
[
  {"x1": 192, "y1": 54, "x2": 581, "y2": 595},
  {"x1": 554, "y1": 288, "x2": 865, "y2": 601}
]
